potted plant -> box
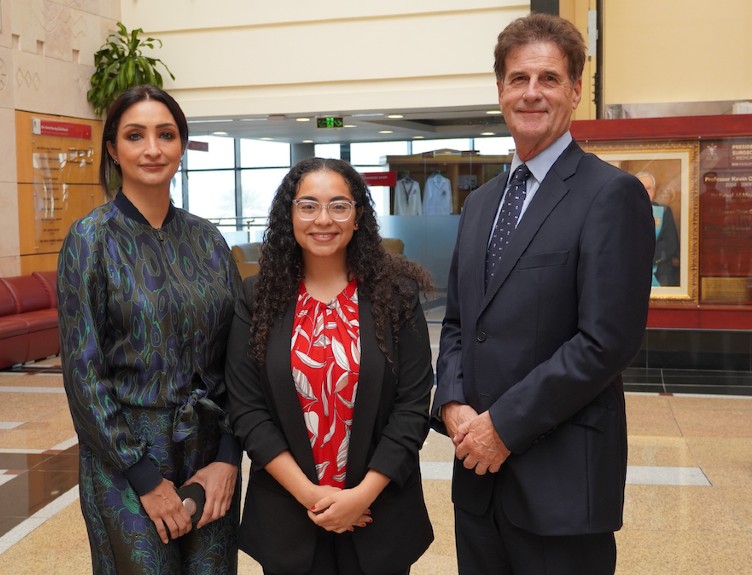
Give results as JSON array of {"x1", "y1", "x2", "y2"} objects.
[{"x1": 87, "y1": 21, "x2": 175, "y2": 116}]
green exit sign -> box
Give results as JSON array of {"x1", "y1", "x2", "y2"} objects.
[{"x1": 316, "y1": 116, "x2": 344, "y2": 129}]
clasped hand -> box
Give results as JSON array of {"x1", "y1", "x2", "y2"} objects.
[
  {"x1": 442, "y1": 403, "x2": 510, "y2": 475},
  {"x1": 305, "y1": 484, "x2": 373, "y2": 534}
]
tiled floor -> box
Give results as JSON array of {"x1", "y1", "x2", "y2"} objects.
[
  {"x1": 623, "y1": 367, "x2": 752, "y2": 396},
  {"x1": 1, "y1": 353, "x2": 751, "y2": 574}
]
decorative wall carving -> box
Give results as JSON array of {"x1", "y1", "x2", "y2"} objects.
[{"x1": 0, "y1": 58, "x2": 7, "y2": 92}]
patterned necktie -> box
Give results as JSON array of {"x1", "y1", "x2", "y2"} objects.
[{"x1": 485, "y1": 164, "x2": 531, "y2": 288}]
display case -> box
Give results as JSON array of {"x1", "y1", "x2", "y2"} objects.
[{"x1": 385, "y1": 150, "x2": 512, "y2": 215}]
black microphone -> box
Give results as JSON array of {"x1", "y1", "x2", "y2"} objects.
[{"x1": 177, "y1": 483, "x2": 205, "y2": 526}]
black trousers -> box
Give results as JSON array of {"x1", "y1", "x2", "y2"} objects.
[
  {"x1": 454, "y1": 482, "x2": 616, "y2": 575},
  {"x1": 264, "y1": 529, "x2": 409, "y2": 575}
]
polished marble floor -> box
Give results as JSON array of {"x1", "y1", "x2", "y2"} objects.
[{"x1": 1, "y1": 350, "x2": 751, "y2": 574}]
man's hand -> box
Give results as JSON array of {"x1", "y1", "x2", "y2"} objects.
[
  {"x1": 183, "y1": 462, "x2": 238, "y2": 529},
  {"x1": 454, "y1": 411, "x2": 511, "y2": 475},
  {"x1": 140, "y1": 478, "x2": 192, "y2": 543},
  {"x1": 441, "y1": 401, "x2": 479, "y2": 443}
]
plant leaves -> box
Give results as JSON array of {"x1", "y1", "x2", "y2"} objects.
[{"x1": 87, "y1": 21, "x2": 175, "y2": 116}]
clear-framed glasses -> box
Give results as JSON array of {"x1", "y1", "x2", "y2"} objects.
[{"x1": 292, "y1": 199, "x2": 356, "y2": 222}]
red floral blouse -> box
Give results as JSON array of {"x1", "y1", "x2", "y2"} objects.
[{"x1": 291, "y1": 278, "x2": 360, "y2": 487}]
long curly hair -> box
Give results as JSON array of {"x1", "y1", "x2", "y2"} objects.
[{"x1": 251, "y1": 157, "x2": 433, "y2": 363}]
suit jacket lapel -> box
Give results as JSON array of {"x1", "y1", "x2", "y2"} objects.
[
  {"x1": 346, "y1": 293, "x2": 384, "y2": 483},
  {"x1": 481, "y1": 142, "x2": 583, "y2": 312},
  {"x1": 264, "y1": 293, "x2": 385, "y2": 485},
  {"x1": 266, "y1": 301, "x2": 318, "y2": 479}
]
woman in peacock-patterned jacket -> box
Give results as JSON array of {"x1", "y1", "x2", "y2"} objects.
[{"x1": 58, "y1": 85, "x2": 241, "y2": 574}]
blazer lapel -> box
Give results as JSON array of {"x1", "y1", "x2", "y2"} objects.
[
  {"x1": 346, "y1": 293, "x2": 384, "y2": 484},
  {"x1": 481, "y1": 142, "x2": 583, "y2": 312},
  {"x1": 266, "y1": 301, "x2": 318, "y2": 479}
]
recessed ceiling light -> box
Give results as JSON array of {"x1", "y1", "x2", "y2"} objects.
[
  {"x1": 413, "y1": 135, "x2": 425, "y2": 139},
  {"x1": 260, "y1": 137, "x2": 274, "y2": 141},
  {"x1": 302, "y1": 139, "x2": 313, "y2": 143},
  {"x1": 387, "y1": 114, "x2": 404, "y2": 119},
  {"x1": 485, "y1": 110, "x2": 502, "y2": 115},
  {"x1": 296, "y1": 117, "x2": 311, "y2": 122},
  {"x1": 212, "y1": 131, "x2": 228, "y2": 136},
  {"x1": 344, "y1": 124, "x2": 356, "y2": 128},
  {"x1": 379, "y1": 130, "x2": 393, "y2": 134},
  {"x1": 189, "y1": 119, "x2": 232, "y2": 124},
  {"x1": 480, "y1": 132, "x2": 496, "y2": 136}
]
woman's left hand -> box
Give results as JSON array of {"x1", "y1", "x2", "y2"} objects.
[{"x1": 183, "y1": 461, "x2": 238, "y2": 529}]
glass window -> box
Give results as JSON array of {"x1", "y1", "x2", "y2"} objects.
[
  {"x1": 240, "y1": 139, "x2": 290, "y2": 168},
  {"x1": 186, "y1": 170, "x2": 236, "y2": 219},
  {"x1": 170, "y1": 172, "x2": 183, "y2": 209},
  {"x1": 350, "y1": 141, "x2": 409, "y2": 166},
  {"x1": 353, "y1": 165, "x2": 389, "y2": 216},
  {"x1": 474, "y1": 136, "x2": 516, "y2": 156},
  {"x1": 412, "y1": 138, "x2": 472, "y2": 154},
  {"x1": 314, "y1": 143, "x2": 341, "y2": 159},
  {"x1": 186, "y1": 136, "x2": 235, "y2": 170},
  {"x1": 241, "y1": 168, "x2": 289, "y2": 219}
]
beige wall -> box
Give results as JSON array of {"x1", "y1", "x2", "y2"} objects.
[
  {"x1": 604, "y1": 0, "x2": 752, "y2": 105},
  {"x1": 120, "y1": 1, "x2": 530, "y2": 118},
  {"x1": 0, "y1": 0, "x2": 119, "y2": 276},
  {"x1": 121, "y1": 0, "x2": 750, "y2": 122}
]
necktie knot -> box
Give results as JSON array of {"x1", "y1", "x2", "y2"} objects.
[
  {"x1": 511, "y1": 164, "x2": 531, "y2": 185},
  {"x1": 484, "y1": 164, "x2": 530, "y2": 288}
]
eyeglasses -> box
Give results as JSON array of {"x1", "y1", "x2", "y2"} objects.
[{"x1": 292, "y1": 199, "x2": 356, "y2": 222}]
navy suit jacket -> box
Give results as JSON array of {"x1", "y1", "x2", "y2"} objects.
[
  {"x1": 226, "y1": 276, "x2": 434, "y2": 573},
  {"x1": 432, "y1": 140, "x2": 655, "y2": 536}
]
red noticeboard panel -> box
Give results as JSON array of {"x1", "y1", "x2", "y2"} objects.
[
  {"x1": 32, "y1": 118, "x2": 92, "y2": 139},
  {"x1": 361, "y1": 171, "x2": 397, "y2": 187}
]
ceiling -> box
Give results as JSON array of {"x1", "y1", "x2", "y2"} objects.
[{"x1": 186, "y1": 105, "x2": 512, "y2": 145}]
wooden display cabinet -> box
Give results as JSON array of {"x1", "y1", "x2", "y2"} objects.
[{"x1": 386, "y1": 150, "x2": 512, "y2": 214}]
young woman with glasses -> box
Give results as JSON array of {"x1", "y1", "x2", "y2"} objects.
[{"x1": 225, "y1": 157, "x2": 435, "y2": 574}]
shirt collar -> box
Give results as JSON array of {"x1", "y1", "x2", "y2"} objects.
[{"x1": 509, "y1": 131, "x2": 573, "y2": 185}]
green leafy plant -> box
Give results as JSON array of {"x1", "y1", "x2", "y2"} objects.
[{"x1": 87, "y1": 22, "x2": 175, "y2": 116}]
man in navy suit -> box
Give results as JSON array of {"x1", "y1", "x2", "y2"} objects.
[{"x1": 432, "y1": 13, "x2": 655, "y2": 575}]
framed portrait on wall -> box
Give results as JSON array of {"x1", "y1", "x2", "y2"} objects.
[{"x1": 580, "y1": 140, "x2": 700, "y2": 302}]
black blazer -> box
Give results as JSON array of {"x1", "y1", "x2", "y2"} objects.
[
  {"x1": 433, "y1": 140, "x2": 655, "y2": 536},
  {"x1": 226, "y1": 276, "x2": 434, "y2": 574}
]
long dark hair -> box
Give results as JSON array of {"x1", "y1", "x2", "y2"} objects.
[
  {"x1": 251, "y1": 157, "x2": 433, "y2": 363},
  {"x1": 99, "y1": 85, "x2": 189, "y2": 197}
]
